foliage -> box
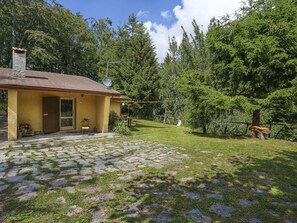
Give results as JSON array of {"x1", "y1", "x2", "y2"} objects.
[
  {"x1": 113, "y1": 120, "x2": 131, "y2": 135},
  {"x1": 0, "y1": 91, "x2": 7, "y2": 114},
  {"x1": 206, "y1": 0, "x2": 297, "y2": 124},
  {"x1": 118, "y1": 15, "x2": 159, "y2": 119},
  {"x1": 262, "y1": 88, "x2": 296, "y2": 123},
  {"x1": 0, "y1": 0, "x2": 97, "y2": 79},
  {"x1": 109, "y1": 110, "x2": 132, "y2": 136},
  {"x1": 275, "y1": 125, "x2": 297, "y2": 142},
  {"x1": 109, "y1": 110, "x2": 120, "y2": 130},
  {"x1": 159, "y1": 37, "x2": 185, "y2": 122},
  {"x1": 93, "y1": 15, "x2": 160, "y2": 119},
  {"x1": 166, "y1": 0, "x2": 297, "y2": 130},
  {"x1": 0, "y1": 101, "x2": 7, "y2": 114},
  {"x1": 159, "y1": 20, "x2": 213, "y2": 128},
  {"x1": 185, "y1": 83, "x2": 256, "y2": 133}
]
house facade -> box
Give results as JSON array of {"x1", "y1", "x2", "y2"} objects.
[{"x1": 0, "y1": 48, "x2": 128, "y2": 140}]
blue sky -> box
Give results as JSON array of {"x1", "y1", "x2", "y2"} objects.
[
  {"x1": 54, "y1": 0, "x2": 242, "y2": 61},
  {"x1": 55, "y1": 0, "x2": 180, "y2": 27}
]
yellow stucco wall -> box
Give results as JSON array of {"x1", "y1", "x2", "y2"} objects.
[
  {"x1": 15, "y1": 90, "x2": 110, "y2": 135},
  {"x1": 110, "y1": 101, "x2": 121, "y2": 116},
  {"x1": 96, "y1": 96, "x2": 111, "y2": 133},
  {"x1": 76, "y1": 94, "x2": 97, "y2": 131},
  {"x1": 8, "y1": 89, "x2": 18, "y2": 140},
  {"x1": 18, "y1": 90, "x2": 43, "y2": 132}
]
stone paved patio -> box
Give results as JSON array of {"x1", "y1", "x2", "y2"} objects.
[{"x1": 0, "y1": 134, "x2": 187, "y2": 201}]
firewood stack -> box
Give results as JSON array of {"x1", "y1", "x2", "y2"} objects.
[
  {"x1": 250, "y1": 126, "x2": 271, "y2": 140},
  {"x1": 18, "y1": 123, "x2": 34, "y2": 137}
]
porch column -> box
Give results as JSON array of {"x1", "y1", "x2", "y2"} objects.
[
  {"x1": 96, "y1": 96, "x2": 111, "y2": 133},
  {"x1": 8, "y1": 89, "x2": 18, "y2": 140}
]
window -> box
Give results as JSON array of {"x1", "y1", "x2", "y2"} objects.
[{"x1": 60, "y1": 98, "x2": 75, "y2": 130}]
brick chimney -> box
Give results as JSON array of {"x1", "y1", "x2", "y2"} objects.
[{"x1": 12, "y1": 47, "x2": 27, "y2": 78}]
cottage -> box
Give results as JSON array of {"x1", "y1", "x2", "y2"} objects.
[{"x1": 0, "y1": 48, "x2": 128, "y2": 140}]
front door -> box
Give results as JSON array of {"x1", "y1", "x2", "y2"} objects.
[
  {"x1": 43, "y1": 97, "x2": 60, "y2": 134},
  {"x1": 60, "y1": 98, "x2": 75, "y2": 130}
]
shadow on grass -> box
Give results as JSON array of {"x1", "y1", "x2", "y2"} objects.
[
  {"x1": 110, "y1": 150, "x2": 297, "y2": 223},
  {"x1": 188, "y1": 130, "x2": 250, "y2": 140},
  {"x1": 130, "y1": 121, "x2": 165, "y2": 132}
]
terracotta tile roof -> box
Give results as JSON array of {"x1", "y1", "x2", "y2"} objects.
[{"x1": 0, "y1": 68, "x2": 121, "y2": 96}]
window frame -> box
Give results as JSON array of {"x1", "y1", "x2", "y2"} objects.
[{"x1": 60, "y1": 97, "x2": 76, "y2": 130}]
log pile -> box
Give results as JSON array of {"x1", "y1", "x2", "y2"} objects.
[
  {"x1": 250, "y1": 126, "x2": 271, "y2": 140},
  {"x1": 18, "y1": 123, "x2": 34, "y2": 137}
]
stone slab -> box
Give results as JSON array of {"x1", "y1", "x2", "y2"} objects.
[
  {"x1": 50, "y1": 178, "x2": 67, "y2": 188},
  {"x1": 19, "y1": 192, "x2": 37, "y2": 202},
  {"x1": 184, "y1": 209, "x2": 212, "y2": 223},
  {"x1": 209, "y1": 204, "x2": 235, "y2": 217},
  {"x1": 67, "y1": 205, "x2": 83, "y2": 216}
]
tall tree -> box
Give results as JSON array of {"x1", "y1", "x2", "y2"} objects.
[
  {"x1": 107, "y1": 15, "x2": 159, "y2": 118},
  {"x1": 206, "y1": 0, "x2": 297, "y2": 125},
  {"x1": 0, "y1": 0, "x2": 97, "y2": 79},
  {"x1": 91, "y1": 18, "x2": 117, "y2": 82},
  {"x1": 159, "y1": 36, "x2": 185, "y2": 122}
]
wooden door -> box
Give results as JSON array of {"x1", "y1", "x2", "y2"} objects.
[{"x1": 43, "y1": 97, "x2": 59, "y2": 134}]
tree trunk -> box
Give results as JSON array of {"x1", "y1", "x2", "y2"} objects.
[
  {"x1": 252, "y1": 109, "x2": 260, "y2": 126},
  {"x1": 202, "y1": 125, "x2": 207, "y2": 134},
  {"x1": 163, "y1": 110, "x2": 167, "y2": 123}
]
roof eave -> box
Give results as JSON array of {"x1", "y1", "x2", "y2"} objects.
[{"x1": 0, "y1": 84, "x2": 121, "y2": 96}]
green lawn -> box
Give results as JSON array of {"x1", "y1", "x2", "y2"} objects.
[
  {"x1": 1, "y1": 119, "x2": 296, "y2": 223},
  {"x1": 130, "y1": 120, "x2": 297, "y2": 222}
]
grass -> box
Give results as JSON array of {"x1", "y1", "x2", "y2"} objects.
[
  {"x1": 1, "y1": 119, "x2": 297, "y2": 223},
  {"x1": 130, "y1": 120, "x2": 297, "y2": 222}
]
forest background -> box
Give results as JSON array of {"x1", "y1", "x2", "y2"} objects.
[{"x1": 0, "y1": 0, "x2": 296, "y2": 137}]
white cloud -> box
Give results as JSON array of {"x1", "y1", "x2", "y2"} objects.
[
  {"x1": 161, "y1": 10, "x2": 172, "y2": 20},
  {"x1": 145, "y1": 0, "x2": 242, "y2": 62},
  {"x1": 137, "y1": 10, "x2": 150, "y2": 19}
]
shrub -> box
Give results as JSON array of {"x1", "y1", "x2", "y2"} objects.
[
  {"x1": 0, "y1": 101, "x2": 7, "y2": 115},
  {"x1": 113, "y1": 120, "x2": 131, "y2": 135},
  {"x1": 109, "y1": 110, "x2": 120, "y2": 130}
]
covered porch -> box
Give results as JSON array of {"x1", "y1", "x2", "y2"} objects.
[{"x1": 7, "y1": 89, "x2": 111, "y2": 141}]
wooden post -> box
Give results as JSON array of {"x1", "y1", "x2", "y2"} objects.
[
  {"x1": 224, "y1": 124, "x2": 228, "y2": 135},
  {"x1": 245, "y1": 123, "x2": 249, "y2": 134},
  {"x1": 8, "y1": 89, "x2": 18, "y2": 140}
]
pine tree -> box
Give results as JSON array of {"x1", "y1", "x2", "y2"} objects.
[
  {"x1": 159, "y1": 36, "x2": 185, "y2": 122},
  {"x1": 206, "y1": 0, "x2": 297, "y2": 125},
  {"x1": 107, "y1": 15, "x2": 159, "y2": 118}
]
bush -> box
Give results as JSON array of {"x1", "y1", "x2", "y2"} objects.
[
  {"x1": 113, "y1": 120, "x2": 131, "y2": 135},
  {"x1": 109, "y1": 110, "x2": 120, "y2": 130},
  {"x1": 0, "y1": 101, "x2": 7, "y2": 115}
]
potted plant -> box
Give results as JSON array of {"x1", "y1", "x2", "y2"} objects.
[{"x1": 81, "y1": 118, "x2": 90, "y2": 127}]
